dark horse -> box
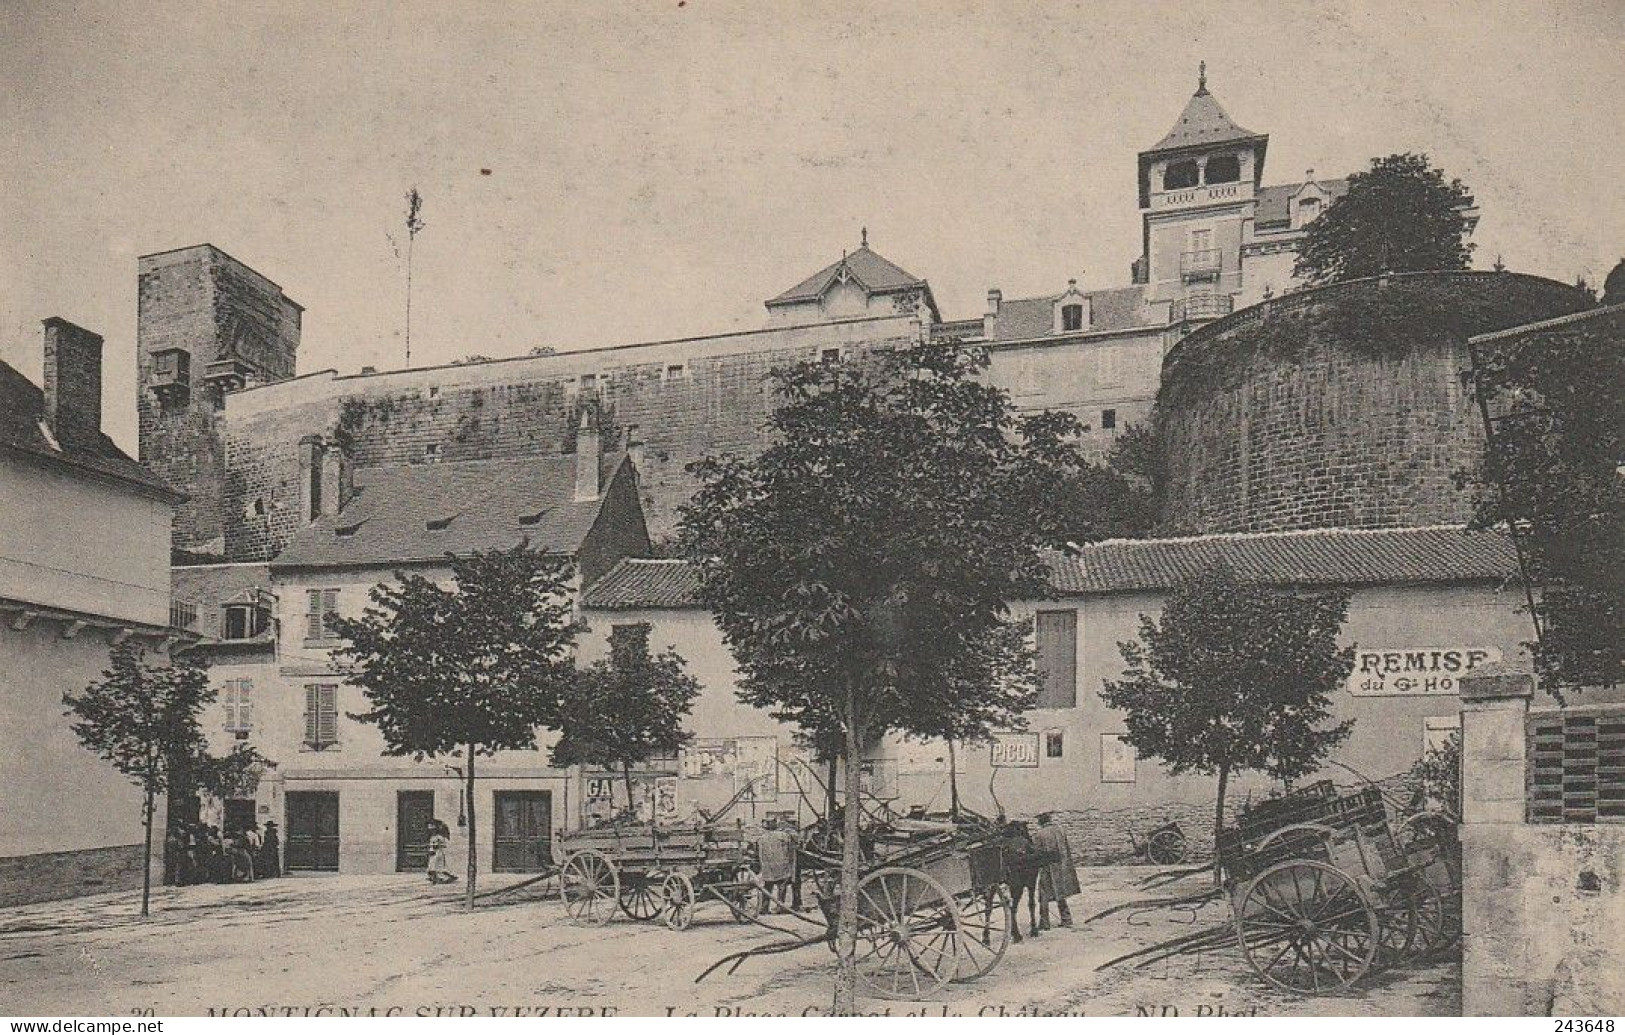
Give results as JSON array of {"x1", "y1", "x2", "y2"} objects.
[{"x1": 998, "y1": 820, "x2": 1055, "y2": 943}]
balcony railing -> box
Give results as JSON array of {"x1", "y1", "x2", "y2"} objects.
[
  {"x1": 1180, "y1": 249, "x2": 1222, "y2": 279},
  {"x1": 1173, "y1": 294, "x2": 1235, "y2": 323}
]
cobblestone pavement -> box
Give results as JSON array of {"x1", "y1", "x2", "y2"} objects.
[{"x1": 0, "y1": 867, "x2": 1458, "y2": 1017}]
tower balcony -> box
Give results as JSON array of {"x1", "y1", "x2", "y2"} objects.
[
  {"x1": 149, "y1": 347, "x2": 191, "y2": 405},
  {"x1": 1180, "y1": 249, "x2": 1222, "y2": 280},
  {"x1": 202, "y1": 357, "x2": 256, "y2": 393},
  {"x1": 1172, "y1": 293, "x2": 1234, "y2": 323}
]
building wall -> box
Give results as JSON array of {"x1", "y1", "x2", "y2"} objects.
[
  {"x1": 1145, "y1": 206, "x2": 1247, "y2": 303},
  {"x1": 585, "y1": 578, "x2": 1533, "y2": 862},
  {"x1": 1159, "y1": 272, "x2": 1592, "y2": 534},
  {"x1": 0, "y1": 622, "x2": 156, "y2": 860},
  {"x1": 984, "y1": 326, "x2": 1170, "y2": 447},
  {"x1": 0, "y1": 458, "x2": 172, "y2": 628}
]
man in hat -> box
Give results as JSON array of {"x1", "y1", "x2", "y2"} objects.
[{"x1": 1032, "y1": 811, "x2": 1078, "y2": 929}]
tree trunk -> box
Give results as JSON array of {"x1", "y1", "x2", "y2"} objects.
[
  {"x1": 825, "y1": 754, "x2": 838, "y2": 833},
  {"x1": 947, "y1": 739, "x2": 960, "y2": 818},
  {"x1": 465, "y1": 747, "x2": 478, "y2": 911},
  {"x1": 140, "y1": 781, "x2": 155, "y2": 918},
  {"x1": 1212, "y1": 761, "x2": 1230, "y2": 885},
  {"x1": 623, "y1": 761, "x2": 636, "y2": 819},
  {"x1": 833, "y1": 690, "x2": 862, "y2": 1016}
]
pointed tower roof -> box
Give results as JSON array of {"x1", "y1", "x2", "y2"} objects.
[
  {"x1": 1145, "y1": 64, "x2": 1265, "y2": 154},
  {"x1": 768, "y1": 244, "x2": 926, "y2": 305}
]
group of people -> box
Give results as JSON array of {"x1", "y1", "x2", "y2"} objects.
[{"x1": 168, "y1": 819, "x2": 281, "y2": 885}]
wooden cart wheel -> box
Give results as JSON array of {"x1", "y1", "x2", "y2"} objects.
[
  {"x1": 1373, "y1": 888, "x2": 1419, "y2": 967},
  {"x1": 559, "y1": 849, "x2": 619, "y2": 927},
  {"x1": 618, "y1": 872, "x2": 663, "y2": 921},
  {"x1": 852, "y1": 867, "x2": 962, "y2": 1001},
  {"x1": 1236, "y1": 859, "x2": 1378, "y2": 994},
  {"x1": 730, "y1": 866, "x2": 763, "y2": 923},
  {"x1": 661, "y1": 871, "x2": 695, "y2": 931},
  {"x1": 1147, "y1": 828, "x2": 1188, "y2": 866},
  {"x1": 951, "y1": 884, "x2": 1010, "y2": 982},
  {"x1": 1401, "y1": 877, "x2": 1448, "y2": 958},
  {"x1": 1255, "y1": 822, "x2": 1337, "y2": 854}
]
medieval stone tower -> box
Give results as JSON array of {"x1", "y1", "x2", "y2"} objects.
[{"x1": 136, "y1": 244, "x2": 302, "y2": 558}]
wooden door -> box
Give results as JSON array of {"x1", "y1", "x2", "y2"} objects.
[
  {"x1": 396, "y1": 791, "x2": 436, "y2": 872},
  {"x1": 493, "y1": 790, "x2": 551, "y2": 872},
  {"x1": 286, "y1": 791, "x2": 340, "y2": 871}
]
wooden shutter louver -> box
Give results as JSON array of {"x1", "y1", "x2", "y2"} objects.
[
  {"x1": 318, "y1": 685, "x2": 338, "y2": 746},
  {"x1": 304, "y1": 684, "x2": 320, "y2": 746},
  {"x1": 1527, "y1": 707, "x2": 1625, "y2": 824}
]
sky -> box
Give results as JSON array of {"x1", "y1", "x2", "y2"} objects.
[{"x1": 2, "y1": 0, "x2": 1621, "y2": 453}]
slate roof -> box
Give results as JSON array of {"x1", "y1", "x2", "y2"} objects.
[
  {"x1": 1147, "y1": 86, "x2": 1265, "y2": 154},
  {"x1": 579, "y1": 527, "x2": 1518, "y2": 610},
  {"x1": 1044, "y1": 526, "x2": 1517, "y2": 595},
  {"x1": 1254, "y1": 179, "x2": 1351, "y2": 230},
  {"x1": 582, "y1": 558, "x2": 702, "y2": 610},
  {"x1": 985, "y1": 286, "x2": 1152, "y2": 341},
  {"x1": 0, "y1": 359, "x2": 181, "y2": 502},
  {"x1": 270, "y1": 454, "x2": 624, "y2": 570},
  {"x1": 768, "y1": 246, "x2": 927, "y2": 305}
]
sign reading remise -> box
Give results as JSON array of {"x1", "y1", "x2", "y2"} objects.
[{"x1": 1349, "y1": 647, "x2": 1503, "y2": 696}]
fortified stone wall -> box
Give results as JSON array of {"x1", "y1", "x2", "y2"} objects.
[
  {"x1": 218, "y1": 318, "x2": 921, "y2": 560},
  {"x1": 1158, "y1": 272, "x2": 1591, "y2": 535}
]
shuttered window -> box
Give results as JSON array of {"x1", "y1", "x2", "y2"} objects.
[
  {"x1": 222, "y1": 678, "x2": 253, "y2": 732},
  {"x1": 1528, "y1": 707, "x2": 1625, "y2": 824},
  {"x1": 305, "y1": 589, "x2": 339, "y2": 641},
  {"x1": 1034, "y1": 610, "x2": 1077, "y2": 709},
  {"x1": 304, "y1": 684, "x2": 339, "y2": 750}
]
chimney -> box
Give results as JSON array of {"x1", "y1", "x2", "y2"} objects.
[
  {"x1": 574, "y1": 407, "x2": 602, "y2": 502},
  {"x1": 320, "y1": 437, "x2": 351, "y2": 517},
  {"x1": 985, "y1": 288, "x2": 1002, "y2": 318},
  {"x1": 41, "y1": 318, "x2": 104, "y2": 439},
  {"x1": 298, "y1": 435, "x2": 323, "y2": 522}
]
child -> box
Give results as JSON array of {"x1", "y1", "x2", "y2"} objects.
[{"x1": 426, "y1": 819, "x2": 457, "y2": 884}]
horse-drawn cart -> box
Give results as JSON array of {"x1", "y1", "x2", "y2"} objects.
[
  {"x1": 556, "y1": 818, "x2": 763, "y2": 929},
  {"x1": 1095, "y1": 780, "x2": 1461, "y2": 995}
]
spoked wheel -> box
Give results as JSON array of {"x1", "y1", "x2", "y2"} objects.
[
  {"x1": 1236, "y1": 860, "x2": 1378, "y2": 994},
  {"x1": 728, "y1": 867, "x2": 763, "y2": 923},
  {"x1": 661, "y1": 871, "x2": 695, "y2": 931},
  {"x1": 1373, "y1": 888, "x2": 1419, "y2": 968},
  {"x1": 852, "y1": 867, "x2": 962, "y2": 1000},
  {"x1": 560, "y1": 849, "x2": 619, "y2": 927},
  {"x1": 1400, "y1": 878, "x2": 1448, "y2": 958},
  {"x1": 951, "y1": 884, "x2": 1010, "y2": 982},
  {"x1": 1147, "y1": 828, "x2": 1188, "y2": 866},
  {"x1": 1255, "y1": 822, "x2": 1338, "y2": 855},
  {"x1": 618, "y1": 872, "x2": 663, "y2": 921}
]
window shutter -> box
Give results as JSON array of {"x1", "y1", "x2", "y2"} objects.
[
  {"x1": 1034, "y1": 611, "x2": 1078, "y2": 709},
  {"x1": 238, "y1": 680, "x2": 253, "y2": 730},
  {"x1": 321, "y1": 589, "x2": 338, "y2": 637},
  {"x1": 222, "y1": 680, "x2": 238, "y2": 729},
  {"x1": 304, "y1": 684, "x2": 320, "y2": 746},
  {"x1": 318, "y1": 685, "x2": 338, "y2": 746},
  {"x1": 306, "y1": 590, "x2": 323, "y2": 639}
]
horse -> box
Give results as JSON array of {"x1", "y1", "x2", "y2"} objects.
[{"x1": 998, "y1": 820, "x2": 1055, "y2": 943}]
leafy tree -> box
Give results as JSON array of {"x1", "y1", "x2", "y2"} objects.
[
  {"x1": 1100, "y1": 566, "x2": 1355, "y2": 874},
  {"x1": 63, "y1": 644, "x2": 214, "y2": 916},
  {"x1": 680, "y1": 342, "x2": 1091, "y2": 1012},
  {"x1": 1409, "y1": 729, "x2": 1462, "y2": 821},
  {"x1": 1294, "y1": 153, "x2": 1475, "y2": 284},
  {"x1": 1603, "y1": 259, "x2": 1625, "y2": 306},
  {"x1": 331, "y1": 544, "x2": 583, "y2": 909},
  {"x1": 550, "y1": 622, "x2": 700, "y2": 815},
  {"x1": 195, "y1": 743, "x2": 278, "y2": 802},
  {"x1": 1464, "y1": 308, "x2": 1625, "y2": 696}
]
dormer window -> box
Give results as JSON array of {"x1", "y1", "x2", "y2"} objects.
[
  {"x1": 1204, "y1": 154, "x2": 1240, "y2": 184},
  {"x1": 223, "y1": 604, "x2": 266, "y2": 641},
  {"x1": 665, "y1": 363, "x2": 686, "y2": 381},
  {"x1": 1061, "y1": 304, "x2": 1085, "y2": 332},
  {"x1": 1295, "y1": 196, "x2": 1322, "y2": 228},
  {"x1": 518, "y1": 509, "x2": 547, "y2": 527},
  {"x1": 1164, "y1": 160, "x2": 1199, "y2": 190}
]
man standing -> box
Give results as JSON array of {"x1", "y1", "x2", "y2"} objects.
[
  {"x1": 1032, "y1": 812, "x2": 1079, "y2": 929},
  {"x1": 755, "y1": 817, "x2": 798, "y2": 914}
]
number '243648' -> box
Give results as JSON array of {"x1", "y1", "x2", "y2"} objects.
[{"x1": 1555, "y1": 1021, "x2": 1614, "y2": 1033}]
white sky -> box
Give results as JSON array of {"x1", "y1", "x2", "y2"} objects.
[{"x1": 2, "y1": 1, "x2": 1621, "y2": 452}]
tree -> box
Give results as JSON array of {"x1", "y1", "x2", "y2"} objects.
[
  {"x1": 550, "y1": 623, "x2": 700, "y2": 815},
  {"x1": 63, "y1": 643, "x2": 214, "y2": 917},
  {"x1": 331, "y1": 544, "x2": 583, "y2": 909},
  {"x1": 1464, "y1": 309, "x2": 1625, "y2": 696},
  {"x1": 680, "y1": 342, "x2": 1091, "y2": 1012},
  {"x1": 1100, "y1": 566, "x2": 1355, "y2": 874},
  {"x1": 1294, "y1": 153, "x2": 1475, "y2": 285},
  {"x1": 194, "y1": 743, "x2": 278, "y2": 803}
]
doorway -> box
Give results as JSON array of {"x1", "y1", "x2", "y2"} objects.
[
  {"x1": 493, "y1": 790, "x2": 551, "y2": 872},
  {"x1": 396, "y1": 791, "x2": 436, "y2": 872},
  {"x1": 285, "y1": 791, "x2": 340, "y2": 871}
]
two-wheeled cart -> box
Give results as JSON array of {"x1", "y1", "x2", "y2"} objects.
[{"x1": 556, "y1": 818, "x2": 763, "y2": 929}]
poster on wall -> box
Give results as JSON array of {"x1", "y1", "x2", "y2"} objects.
[
  {"x1": 1100, "y1": 733, "x2": 1138, "y2": 784},
  {"x1": 1349, "y1": 647, "x2": 1502, "y2": 697},
  {"x1": 683, "y1": 737, "x2": 780, "y2": 801},
  {"x1": 581, "y1": 772, "x2": 680, "y2": 825},
  {"x1": 990, "y1": 731, "x2": 1040, "y2": 768},
  {"x1": 859, "y1": 759, "x2": 899, "y2": 800}
]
